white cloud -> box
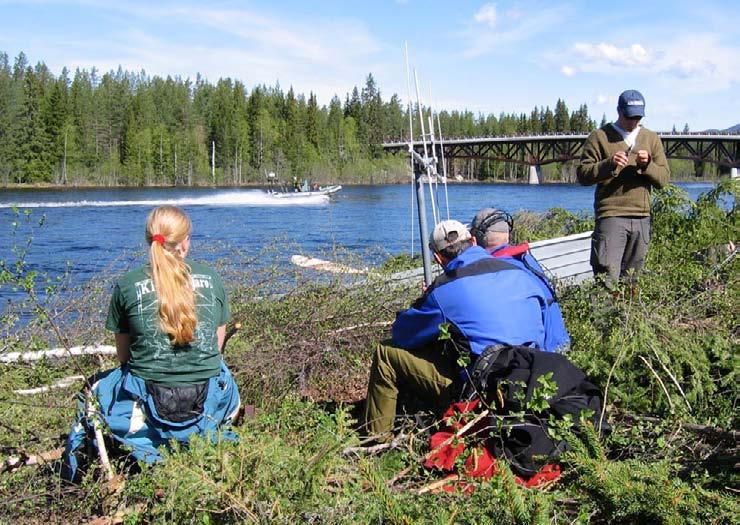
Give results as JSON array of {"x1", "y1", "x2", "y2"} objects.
[
  {"x1": 159, "y1": 5, "x2": 382, "y2": 66},
  {"x1": 596, "y1": 94, "x2": 616, "y2": 106},
  {"x1": 560, "y1": 35, "x2": 740, "y2": 92},
  {"x1": 561, "y1": 65, "x2": 575, "y2": 77},
  {"x1": 474, "y1": 3, "x2": 498, "y2": 28},
  {"x1": 572, "y1": 42, "x2": 653, "y2": 67},
  {"x1": 26, "y1": 2, "x2": 389, "y2": 104},
  {"x1": 462, "y1": 4, "x2": 570, "y2": 57}
]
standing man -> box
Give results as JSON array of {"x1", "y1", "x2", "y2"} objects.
[
  {"x1": 363, "y1": 220, "x2": 547, "y2": 438},
  {"x1": 577, "y1": 90, "x2": 670, "y2": 285}
]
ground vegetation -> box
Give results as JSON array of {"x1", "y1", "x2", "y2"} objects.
[{"x1": 0, "y1": 182, "x2": 736, "y2": 523}]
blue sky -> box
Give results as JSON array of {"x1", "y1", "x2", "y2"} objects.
[{"x1": 1, "y1": 0, "x2": 738, "y2": 131}]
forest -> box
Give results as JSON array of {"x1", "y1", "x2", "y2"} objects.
[{"x1": 0, "y1": 51, "x2": 601, "y2": 186}]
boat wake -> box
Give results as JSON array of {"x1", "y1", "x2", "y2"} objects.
[{"x1": 0, "y1": 190, "x2": 330, "y2": 208}]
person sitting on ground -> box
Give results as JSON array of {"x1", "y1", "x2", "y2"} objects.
[
  {"x1": 470, "y1": 207, "x2": 571, "y2": 353},
  {"x1": 62, "y1": 205, "x2": 240, "y2": 481},
  {"x1": 363, "y1": 220, "x2": 547, "y2": 438}
]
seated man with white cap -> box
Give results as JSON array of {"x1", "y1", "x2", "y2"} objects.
[
  {"x1": 470, "y1": 208, "x2": 571, "y2": 353},
  {"x1": 363, "y1": 219, "x2": 548, "y2": 438}
]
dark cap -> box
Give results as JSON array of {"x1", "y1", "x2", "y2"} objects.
[
  {"x1": 471, "y1": 208, "x2": 512, "y2": 235},
  {"x1": 617, "y1": 89, "x2": 645, "y2": 118}
]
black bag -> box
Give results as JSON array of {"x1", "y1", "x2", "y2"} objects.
[
  {"x1": 461, "y1": 344, "x2": 607, "y2": 477},
  {"x1": 145, "y1": 381, "x2": 209, "y2": 423}
]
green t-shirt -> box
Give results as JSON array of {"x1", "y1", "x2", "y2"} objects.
[{"x1": 105, "y1": 259, "x2": 230, "y2": 384}]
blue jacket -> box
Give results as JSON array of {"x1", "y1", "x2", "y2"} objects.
[
  {"x1": 490, "y1": 244, "x2": 571, "y2": 352},
  {"x1": 392, "y1": 246, "x2": 546, "y2": 355}
]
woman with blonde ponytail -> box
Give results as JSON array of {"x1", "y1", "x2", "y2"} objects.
[
  {"x1": 62, "y1": 206, "x2": 241, "y2": 481},
  {"x1": 146, "y1": 206, "x2": 198, "y2": 347}
]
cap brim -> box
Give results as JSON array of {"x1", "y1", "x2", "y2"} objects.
[{"x1": 622, "y1": 106, "x2": 645, "y2": 118}]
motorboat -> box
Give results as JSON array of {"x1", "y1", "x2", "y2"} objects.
[{"x1": 267, "y1": 184, "x2": 342, "y2": 199}]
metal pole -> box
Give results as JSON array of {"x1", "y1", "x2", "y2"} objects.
[
  {"x1": 405, "y1": 43, "x2": 415, "y2": 257},
  {"x1": 413, "y1": 69, "x2": 439, "y2": 226},
  {"x1": 415, "y1": 166, "x2": 433, "y2": 287}
]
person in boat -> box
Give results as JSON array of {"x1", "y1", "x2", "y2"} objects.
[
  {"x1": 292, "y1": 176, "x2": 301, "y2": 192},
  {"x1": 470, "y1": 207, "x2": 570, "y2": 353},
  {"x1": 62, "y1": 205, "x2": 240, "y2": 481},
  {"x1": 576, "y1": 89, "x2": 670, "y2": 287},
  {"x1": 363, "y1": 220, "x2": 547, "y2": 438}
]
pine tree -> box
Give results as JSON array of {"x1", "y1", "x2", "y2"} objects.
[
  {"x1": 15, "y1": 67, "x2": 53, "y2": 182},
  {"x1": 327, "y1": 95, "x2": 344, "y2": 164},
  {"x1": 554, "y1": 98, "x2": 570, "y2": 132},
  {"x1": 542, "y1": 106, "x2": 555, "y2": 133},
  {"x1": 529, "y1": 107, "x2": 541, "y2": 134},
  {"x1": 361, "y1": 73, "x2": 382, "y2": 155},
  {"x1": 41, "y1": 71, "x2": 70, "y2": 183},
  {"x1": 0, "y1": 52, "x2": 16, "y2": 184}
]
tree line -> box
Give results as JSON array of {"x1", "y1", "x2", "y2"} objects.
[{"x1": 0, "y1": 51, "x2": 602, "y2": 186}]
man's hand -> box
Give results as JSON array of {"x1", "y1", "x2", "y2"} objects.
[
  {"x1": 636, "y1": 150, "x2": 651, "y2": 169},
  {"x1": 612, "y1": 151, "x2": 629, "y2": 169}
]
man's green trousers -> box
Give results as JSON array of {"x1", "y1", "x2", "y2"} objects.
[{"x1": 363, "y1": 340, "x2": 459, "y2": 436}]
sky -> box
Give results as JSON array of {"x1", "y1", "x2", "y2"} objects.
[{"x1": 0, "y1": 0, "x2": 738, "y2": 132}]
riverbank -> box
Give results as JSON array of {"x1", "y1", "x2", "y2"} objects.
[
  {"x1": 0, "y1": 174, "x2": 726, "y2": 190},
  {"x1": 0, "y1": 181, "x2": 736, "y2": 523}
]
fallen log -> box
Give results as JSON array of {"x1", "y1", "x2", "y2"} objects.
[
  {"x1": 13, "y1": 375, "x2": 86, "y2": 395},
  {"x1": 0, "y1": 345, "x2": 116, "y2": 364},
  {"x1": 290, "y1": 255, "x2": 368, "y2": 275}
]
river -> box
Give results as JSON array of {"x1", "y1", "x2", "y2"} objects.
[{"x1": 0, "y1": 182, "x2": 718, "y2": 310}]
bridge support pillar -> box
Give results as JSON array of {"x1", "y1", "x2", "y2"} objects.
[
  {"x1": 528, "y1": 164, "x2": 543, "y2": 185},
  {"x1": 732, "y1": 167, "x2": 738, "y2": 179},
  {"x1": 693, "y1": 160, "x2": 704, "y2": 177}
]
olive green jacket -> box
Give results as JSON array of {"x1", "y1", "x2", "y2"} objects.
[{"x1": 577, "y1": 124, "x2": 670, "y2": 219}]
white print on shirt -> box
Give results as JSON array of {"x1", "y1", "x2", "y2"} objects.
[{"x1": 131, "y1": 273, "x2": 220, "y2": 360}]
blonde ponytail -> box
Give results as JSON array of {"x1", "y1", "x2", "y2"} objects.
[{"x1": 145, "y1": 206, "x2": 197, "y2": 345}]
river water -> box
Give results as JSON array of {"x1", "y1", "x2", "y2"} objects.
[{"x1": 0, "y1": 182, "x2": 717, "y2": 309}]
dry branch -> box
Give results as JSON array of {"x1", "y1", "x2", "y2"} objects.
[
  {"x1": 330, "y1": 320, "x2": 392, "y2": 335},
  {"x1": 2, "y1": 447, "x2": 63, "y2": 473},
  {"x1": 638, "y1": 355, "x2": 675, "y2": 412},
  {"x1": 86, "y1": 390, "x2": 115, "y2": 481},
  {"x1": 418, "y1": 474, "x2": 460, "y2": 494},
  {"x1": 423, "y1": 409, "x2": 490, "y2": 463}
]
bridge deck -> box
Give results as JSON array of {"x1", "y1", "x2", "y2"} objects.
[{"x1": 382, "y1": 133, "x2": 740, "y2": 168}]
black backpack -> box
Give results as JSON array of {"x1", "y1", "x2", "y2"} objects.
[{"x1": 461, "y1": 344, "x2": 608, "y2": 477}]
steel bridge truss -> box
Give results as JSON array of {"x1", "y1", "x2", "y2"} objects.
[{"x1": 383, "y1": 134, "x2": 740, "y2": 169}]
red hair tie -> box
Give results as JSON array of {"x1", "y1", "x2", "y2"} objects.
[{"x1": 152, "y1": 234, "x2": 166, "y2": 245}]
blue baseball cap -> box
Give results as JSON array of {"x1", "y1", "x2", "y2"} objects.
[{"x1": 617, "y1": 90, "x2": 645, "y2": 118}]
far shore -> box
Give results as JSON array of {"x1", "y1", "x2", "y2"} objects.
[{"x1": 0, "y1": 176, "x2": 721, "y2": 191}]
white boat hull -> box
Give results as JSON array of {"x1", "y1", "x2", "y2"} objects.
[{"x1": 268, "y1": 185, "x2": 342, "y2": 198}]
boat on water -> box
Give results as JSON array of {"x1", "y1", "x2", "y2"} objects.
[
  {"x1": 267, "y1": 184, "x2": 342, "y2": 199},
  {"x1": 263, "y1": 172, "x2": 342, "y2": 199}
]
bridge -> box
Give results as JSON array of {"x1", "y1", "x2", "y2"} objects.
[{"x1": 382, "y1": 132, "x2": 740, "y2": 183}]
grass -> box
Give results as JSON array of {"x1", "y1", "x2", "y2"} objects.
[{"x1": 0, "y1": 180, "x2": 737, "y2": 523}]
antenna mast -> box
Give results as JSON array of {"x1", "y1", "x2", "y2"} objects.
[{"x1": 405, "y1": 52, "x2": 434, "y2": 287}]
